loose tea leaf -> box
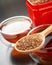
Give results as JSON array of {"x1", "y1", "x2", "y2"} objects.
[
  {"x1": 30, "y1": 0, "x2": 52, "y2": 4},
  {"x1": 16, "y1": 34, "x2": 43, "y2": 51}
]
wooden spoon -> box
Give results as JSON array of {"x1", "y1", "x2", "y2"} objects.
[{"x1": 14, "y1": 25, "x2": 52, "y2": 54}]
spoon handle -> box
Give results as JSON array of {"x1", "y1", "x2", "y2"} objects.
[{"x1": 41, "y1": 25, "x2": 52, "y2": 37}]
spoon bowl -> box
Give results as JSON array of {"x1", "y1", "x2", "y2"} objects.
[{"x1": 15, "y1": 33, "x2": 45, "y2": 53}]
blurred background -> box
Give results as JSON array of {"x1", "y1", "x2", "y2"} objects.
[{"x1": 0, "y1": 0, "x2": 28, "y2": 22}]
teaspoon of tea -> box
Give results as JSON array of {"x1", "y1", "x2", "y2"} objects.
[{"x1": 14, "y1": 25, "x2": 52, "y2": 54}]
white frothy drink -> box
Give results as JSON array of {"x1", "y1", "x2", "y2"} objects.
[{"x1": 2, "y1": 20, "x2": 31, "y2": 35}]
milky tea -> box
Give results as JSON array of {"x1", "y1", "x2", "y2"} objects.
[{"x1": 0, "y1": 16, "x2": 33, "y2": 43}]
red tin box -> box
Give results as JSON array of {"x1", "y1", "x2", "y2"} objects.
[{"x1": 26, "y1": 0, "x2": 52, "y2": 26}]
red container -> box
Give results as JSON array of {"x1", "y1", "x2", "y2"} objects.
[{"x1": 26, "y1": 0, "x2": 52, "y2": 26}]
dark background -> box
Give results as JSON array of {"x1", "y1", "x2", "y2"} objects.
[{"x1": 0, "y1": 0, "x2": 28, "y2": 22}]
